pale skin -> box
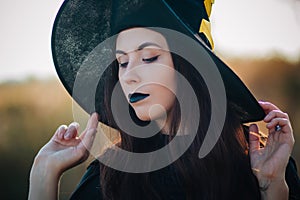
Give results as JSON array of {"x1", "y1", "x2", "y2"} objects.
[
  {"x1": 249, "y1": 101, "x2": 294, "y2": 200},
  {"x1": 29, "y1": 28, "x2": 295, "y2": 199},
  {"x1": 28, "y1": 113, "x2": 99, "y2": 200},
  {"x1": 116, "y1": 28, "x2": 176, "y2": 124}
]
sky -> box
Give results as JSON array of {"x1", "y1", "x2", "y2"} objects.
[
  {"x1": 212, "y1": 0, "x2": 300, "y2": 58},
  {"x1": 0, "y1": 0, "x2": 300, "y2": 83}
]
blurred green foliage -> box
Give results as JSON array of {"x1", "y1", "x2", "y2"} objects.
[{"x1": 0, "y1": 56, "x2": 299, "y2": 199}]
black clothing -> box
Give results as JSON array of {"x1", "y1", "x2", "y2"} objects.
[{"x1": 70, "y1": 157, "x2": 300, "y2": 200}]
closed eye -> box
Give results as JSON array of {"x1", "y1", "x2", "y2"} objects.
[
  {"x1": 142, "y1": 55, "x2": 159, "y2": 63},
  {"x1": 119, "y1": 55, "x2": 159, "y2": 68},
  {"x1": 119, "y1": 62, "x2": 128, "y2": 68}
]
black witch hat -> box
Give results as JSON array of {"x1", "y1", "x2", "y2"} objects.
[{"x1": 51, "y1": 0, "x2": 265, "y2": 125}]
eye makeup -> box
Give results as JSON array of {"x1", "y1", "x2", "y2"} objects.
[
  {"x1": 117, "y1": 48, "x2": 161, "y2": 68},
  {"x1": 142, "y1": 55, "x2": 159, "y2": 63}
]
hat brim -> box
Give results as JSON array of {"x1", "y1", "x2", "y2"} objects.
[{"x1": 51, "y1": 0, "x2": 265, "y2": 124}]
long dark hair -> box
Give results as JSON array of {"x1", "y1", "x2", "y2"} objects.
[{"x1": 98, "y1": 50, "x2": 261, "y2": 199}]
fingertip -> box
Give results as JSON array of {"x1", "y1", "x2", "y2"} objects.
[
  {"x1": 64, "y1": 131, "x2": 71, "y2": 140},
  {"x1": 249, "y1": 123, "x2": 258, "y2": 133},
  {"x1": 64, "y1": 125, "x2": 78, "y2": 140},
  {"x1": 263, "y1": 114, "x2": 270, "y2": 123},
  {"x1": 64, "y1": 132, "x2": 75, "y2": 140},
  {"x1": 59, "y1": 124, "x2": 68, "y2": 131},
  {"x1": 259, "y1": 100, "x2": 270, "y2": 104},
  {"x1": 57, "y1": 125, "x2": 67, "y2": 140},
  {"x1": 91, "y1": 112, "x2": 99, "y2": 121},
  {"x1": 70, "y1": 122, "x2": 80, "y2": 130},
  {"x1": 89, "y1": 112, "x2": 99, "y2": 128}
]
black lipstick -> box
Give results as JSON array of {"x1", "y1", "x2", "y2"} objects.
[{"x1": 129, "y1": 93, "x2": 150, "y2": 103}]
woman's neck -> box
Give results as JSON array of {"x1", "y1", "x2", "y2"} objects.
[{"x1": 155, "y1": 117, "x2": 171, "y2": 135}]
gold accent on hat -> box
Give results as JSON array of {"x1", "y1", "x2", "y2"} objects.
[
  {"x1": 204, "y1": 0, "x2": 214, "y2": 17},
  {"x1": 199, "y1": 19, "x2": 214, "y2": 50}
]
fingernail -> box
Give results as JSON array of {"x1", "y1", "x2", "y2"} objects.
[
  {"x1": 64, "y1": 132, "x2": 71, "y2": 140},
  {"x1": 264, "y1": 114, "x2": 269, "y2": 121},
  {"x1": 58, "y1": 125, "x2": 67, "y2": 139},
  {"x1": 70, "y1": 122, "x2": 80, "y2": 129},
  {"x1": 92, "y1": 112, "x2": 99, "y2": 120}
]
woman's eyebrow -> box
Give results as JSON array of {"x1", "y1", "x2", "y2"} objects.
[
  {"x1": 137, "y1": 42, "x2": 162, "y2": 50},
  {"x1": 115, "y1": 42, "x2": 162, "y2": 55},
  {"x1": 115, "y1": 49, "x2": 126, "y2": 55}
]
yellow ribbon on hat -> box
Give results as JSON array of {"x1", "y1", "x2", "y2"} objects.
[
  {"x1": 199, "y1": 0, "x2": 214, "y2": 50},
  {"x1": 204, "y1": 0, "x2": 214, "y2": 17},
  {"x1": 199, "y1": 19, "x2": 214, "y2": 50}
]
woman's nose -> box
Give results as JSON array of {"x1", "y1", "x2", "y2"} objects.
[{"x1": 120, "y1": 58, "x2": 141, "y2": 85}]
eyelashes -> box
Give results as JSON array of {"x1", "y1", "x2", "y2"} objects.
[
  {"x1": 142, "y1": 55, "x2": 159, "y2": 63},
  {"x1": 119, "y1": 55, "x2": 159, "y2": 68},
  {"x1": 119, "y1": 62, "x2": 129, "y2": 68}
]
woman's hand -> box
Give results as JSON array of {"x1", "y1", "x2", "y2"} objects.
[
  {"x1": 35, "y1": 112, "x2": 98, "y2": 175},
  {"x1": 28, "y1": 113, "x2": 99, "y2": 200},
  {"x1": 249, "y1": 101, "x2": 294, "y2": 200}
]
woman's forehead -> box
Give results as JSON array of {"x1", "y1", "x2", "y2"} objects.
[{"x1": 116, "y1": 28, "x2": 170, "y2": 53}]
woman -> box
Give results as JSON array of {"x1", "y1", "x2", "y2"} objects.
[{"x1": 29, "y1": 0, "x2": 299, "y2": 199}]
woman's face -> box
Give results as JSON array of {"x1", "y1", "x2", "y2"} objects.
[{"x1": 116, "y1": 28, "x2": 176, "y2": 122}]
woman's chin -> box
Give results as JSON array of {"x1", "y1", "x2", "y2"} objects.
[
  {"x1": 135, "y1": 111, "x2": 167, "y2": 125},
  {"x1": 136, "y1": 113, "x2": 151, "y2": 122}
]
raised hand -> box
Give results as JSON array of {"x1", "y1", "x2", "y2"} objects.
[
  {"x1": 28, "y1": 113, "x2": 99, "y2": 200},
  {"x1": 249, "y1": 101, "x2": 294, "y2": 199}
]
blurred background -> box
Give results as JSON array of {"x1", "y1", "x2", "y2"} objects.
[{"x1": 0, "y1": 0, "x2": 300, "y2": 199}]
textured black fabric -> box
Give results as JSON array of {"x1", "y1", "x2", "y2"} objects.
[
  {"x1": 69, "y1": 159, "x2": 185, "y2": 200},
  {"x1": 69, "y1": 159, "x2": 102, "y2": 200},
  {"x1": 70, "y1": 157, "x2": 300, "y2": 200}
]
